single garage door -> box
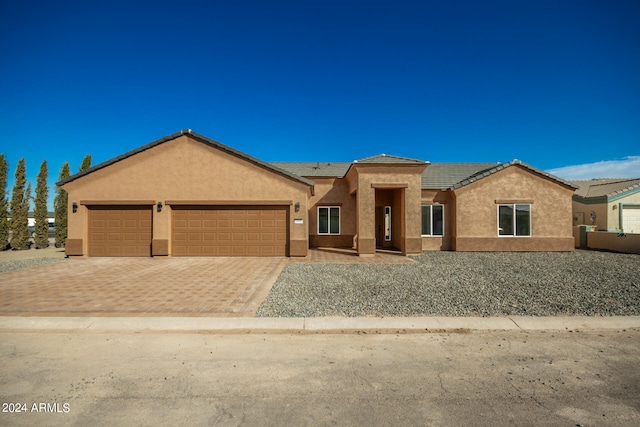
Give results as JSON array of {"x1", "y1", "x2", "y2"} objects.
[
  {"x1": 622, "y1": 205, "x2": 640, "y2": 233},
  {"x1": 172, "y1": 206, "x2": 287, "y2": 256},
  {"x1": 88, "y1": 206, "x2": 153, "y2": 257}
]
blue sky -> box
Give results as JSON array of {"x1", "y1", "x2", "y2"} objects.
[{"x1": 1, "y1": 0, "x2": 638, "y2": 209}]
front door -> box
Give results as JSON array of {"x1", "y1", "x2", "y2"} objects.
[{"x1": 375, "y1": 206, "x2": 392, "y2": 248}]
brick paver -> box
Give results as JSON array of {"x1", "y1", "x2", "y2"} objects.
[
  {"x1": 0, "y1": 257, "x2": 286, "y2": 317},
  {"x1": 0, "y1": 248, "x2": 414, "y2": 317}
]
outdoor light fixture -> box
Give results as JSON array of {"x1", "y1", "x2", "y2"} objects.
[
  {"x1": 72, "y1": 202, "x2": 78, "y2": 213},
  {"x1": 295, "y1": 202, "x2": 300, "y2": 212},
  {"x1": 157, "y1": 202, "x2": 163, "y2": 212}
]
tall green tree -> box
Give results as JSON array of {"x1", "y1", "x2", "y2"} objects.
[
  {"x1": 0, "y1": 154, "x2": 8, "y2": 250},
  {"x1": 54, "y1": 162, "x2": 70, "y2": 248},
  {"x1": 34, "y1": 160, "x2": 49, "y2": 249},
  {"x1": 78, "y1": 154, "x2": 91, "y2": 172},
  {"x1": 9, "y1": 159, "x2": 30, "y2": 250}
]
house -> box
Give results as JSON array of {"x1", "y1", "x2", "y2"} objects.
[
  {"x1": 58, "y1": 130, "x2": 576, "y2": 257},
  {"x1": 569, "y1": 178, "x2": 640, "y2": 233}
]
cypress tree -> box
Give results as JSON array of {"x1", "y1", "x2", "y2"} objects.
[
  {"x1": 0, "y1": 154, "x2": 8, "y2": 250},
  {"x1": 34, "y1": 160, "x2": 49, "y2": 249},
  {"x1": 9, "y1": 159, "x2": 30, "y2": 250},
  {"x1": 79, "y1": 154, "x2": 91, "y2": 172},
  {"x1": 54, "y1": 162, "x2": 70, "y2": 248}
]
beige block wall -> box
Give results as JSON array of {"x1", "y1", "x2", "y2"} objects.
[
  {"x1": 452, "y1": 166, "x2": 574, "y2": 251},
  {"x1": 63, "y1": 135, "x2": 311, "y2": 256}
]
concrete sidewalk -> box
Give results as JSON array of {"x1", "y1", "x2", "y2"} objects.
[{"x1": 1, "y1": 315, "x2": 639, "y2": 334}]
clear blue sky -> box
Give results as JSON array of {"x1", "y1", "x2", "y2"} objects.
[{"x1": 1, "y1": 0, "x2": 639, "y2": 208}]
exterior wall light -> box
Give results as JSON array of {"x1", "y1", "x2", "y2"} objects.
[
  {"x1": 72, "y1": 202, "x2": 78, "y2": 213},
  {"x1": 295, "y1": 202, "x2": 300, "y2": 212},
  {"x1": 157, "y1": 202, "x2": 163, "y2": 212}
]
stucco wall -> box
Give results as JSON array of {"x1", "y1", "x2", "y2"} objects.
[
  {"x1": 586, "y1": 231, "x2": 640, "y2": 254},
  {"x1": 452, "y1": 166, "x2": 574, "y2": 251},
  {"x1": 421, "y1": 190, "x2": 452, "y2": 251},
  {"x1": 573, "y1": 192, "x2": 640, "y2": 231},
  {"x1": 63, "y1": 135, "x2": 311, "y2": 256},
  {"x1": 308, "y1": 177, "x2": 356, "y2": 247},
  {"x1": 347, "y1": 164, "x2": 425, "y2": 255}
]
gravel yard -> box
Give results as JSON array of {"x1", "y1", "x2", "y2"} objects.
[
  {"x1": 257, "y1": 250, "x2": 640, "y2": 317},
  {"x1": 0, "y1": 244, "x2": 66, "y2": 273}
]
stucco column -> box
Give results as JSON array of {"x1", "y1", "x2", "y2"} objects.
[
  {"x1": 404, "y1": 185, "x2": 423, "y2": 255},
  {"x1": 357, "y1": 185, "x2": 376, "y2": 256}
]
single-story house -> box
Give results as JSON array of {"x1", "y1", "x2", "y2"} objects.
[
  {"x1": 58, "y1": 130, "x2": 576, "y2": 257},
  {"x1": 569, "y1": 178, "x2": 640, "y2": 233}
]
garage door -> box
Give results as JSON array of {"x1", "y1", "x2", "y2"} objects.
[
  {"x1": 622, "y1": 205, "x2": 640, "y2": 233},
  {"x1": 172, "y1": 206, "x2": 287, "y2": 256},
  {"x1": 88, "y1": 206, "x2": 153, "y2": 257}
]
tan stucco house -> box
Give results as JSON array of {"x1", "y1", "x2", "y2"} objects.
[
  {"x1": 59, "y1": 130, "x2": 576, "y2": 257},
  {"x1": 569, "y1": 178, "x2": 640, "y2": 233}
]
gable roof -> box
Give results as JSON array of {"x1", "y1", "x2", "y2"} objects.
[
  {"x1": 353, "y1": 153, "x2": 428, "y2": 164},
  {"x1": 57, "y1": 129, "x2": 314, "y2": 188},
  {"x1": 421, "y1": 161, "x2": 576, "y2": 191},
  {"x1": 569, "y1": 178, "x2": 640, "y2": 200},
  {"x1": 448, "y1": 160, "x2": 577, "y2": 191}
]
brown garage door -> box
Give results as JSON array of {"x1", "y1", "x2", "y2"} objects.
[
  {"x1": 172, "y1": 206, "x2": 287, "y2": 256},
  {"x1": 88, "y1": 206, "x2": 153, "y2": 257}
]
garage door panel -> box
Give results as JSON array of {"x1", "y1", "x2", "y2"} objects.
[
  {"x1": 89, "y1": 206, "x2": 152, "y2": 257},
  {"x1": 172, "y1": 206, "x2": 287, "y2": 257}
]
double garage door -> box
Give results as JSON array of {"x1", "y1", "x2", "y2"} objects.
[
  {"x1": 87, "y1": 205, "x2": 287, "y2": 257},
  {"x1": 172, "y1": 206, "x2": 287, "y2": 256}
]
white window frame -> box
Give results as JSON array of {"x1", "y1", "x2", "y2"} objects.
[
  {"x1": 497, "y1": 204, "x2": 532, "y2": 237},
  {"x1": 317, "y1": 206, "x2": 340, "y2": 235},
  {"x1": 421, "y1": 204, "x2": 444, "y2": 237}
]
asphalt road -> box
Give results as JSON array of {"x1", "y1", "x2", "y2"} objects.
[{"x1": 1, "y1": 329, "x2": 639, "y2": 426}]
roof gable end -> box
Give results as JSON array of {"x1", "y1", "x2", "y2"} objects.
[
  {"x1": 353, "y1": 153, "x2": 428, "y2": 164},
  {"x1": 57, "y1": 129, "x2": 314, "y2": 188},
  {"x1": 450, "y1": 160, "x2": 577, "y2": 190}
]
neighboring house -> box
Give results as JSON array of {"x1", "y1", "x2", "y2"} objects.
[
  {"x1": 58, "y1": 130, "x2": 576, "y2": 257},
  {"x1": 27, "y1": 211, "x2": 55, "y2": 227},
  {"x1": 569, "y1": 178, "x2": 640, "y2": 233}
]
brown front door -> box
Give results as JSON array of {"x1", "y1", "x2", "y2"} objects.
[
  {"x1": 172, "y1": 206, "x2": 287, "y2": 256},
  {"x1": 88, "y1": 206, "x2": 153, "y2": 257}
]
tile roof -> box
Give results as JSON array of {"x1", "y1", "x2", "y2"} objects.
[
  {"x1": 353, "y1": 154, "x2": 428, "y2": 164},
  {"x1": 449, "y1": 160, "x2": 576, "y2": 190},
  {"x1": 57, "y1": 130, "x2": 315, "y2": 188},
  {"x1": 269, "y1": 162, "x2": 352, "y2": 178},
  {"x1": 568, "y1": 178, "x2": 640, "y2": 199},
  {"x1": 420, "y1": 162, "x2": 498, "y2": 189}
]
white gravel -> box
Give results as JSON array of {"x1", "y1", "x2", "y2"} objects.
[{"x1": 257, "y1": 250, "x2": 640, "y2": 317}]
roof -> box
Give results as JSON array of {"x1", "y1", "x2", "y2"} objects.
[
  {"x1": 421, "y1": 162, "x2": 498, "y2": 189},
  {"x1": 269, "y1": 162, "x2": 352, "y2": 178},
  {"x1": 449, "y1": 160, "x2": 577, "y2": 190},
  {"x1": 568, "y1": 178, "x2": 640, "y2": 199},
  {"x1": 57, "y1": 130, "x2": 314, "y2": 188},
  {"x1": 353, "y1": 153, "x2": 428, "y2": 164}
]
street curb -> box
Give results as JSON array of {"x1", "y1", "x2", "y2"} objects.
[{"x1": 1, "y1": 316, "x2": 639, "y2": 334}]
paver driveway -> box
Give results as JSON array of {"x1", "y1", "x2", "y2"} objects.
[{"x1": 0, "y1": 257, "x2": 286, "y2": 317}]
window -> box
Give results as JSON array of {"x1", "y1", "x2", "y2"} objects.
[
  {"x1": 498, "y1": 204, "x2": 531, "y2": 236},
  {"x1": 318, "y1": 206, "x2": 340, "y2": 235},
  {"x1": 421, "y1": 205, "x2": 444, "y2": 236}
]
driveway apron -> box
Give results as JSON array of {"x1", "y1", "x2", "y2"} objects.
[{"x1": 0, "y1": 257, "x2": 286, "y2": 317}]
